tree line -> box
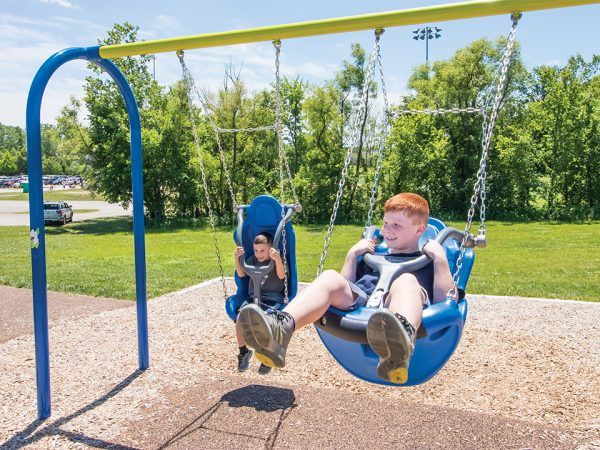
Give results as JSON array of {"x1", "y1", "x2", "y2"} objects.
[{"x1": 1, "y1": 22, "x2": 598, "y2": 222}]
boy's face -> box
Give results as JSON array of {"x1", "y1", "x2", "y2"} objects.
[
  {"x1": 253, "y1": 243, "x2": 272, "y2": 262},
  {"x1": 382, "y1": 211, "x2": 426, "y2": 252}
]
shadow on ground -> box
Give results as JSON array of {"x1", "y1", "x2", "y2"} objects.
[
  {"x1": 158, "y1": 385, "x2": 297, "y2": 449},
  {"x1": 1, "y1": 370, "x2": 144, "y2": 449}
]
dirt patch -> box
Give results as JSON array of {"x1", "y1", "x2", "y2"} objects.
[{"x1": 0, "y1": 285, "x2": 131, "y2": 343}]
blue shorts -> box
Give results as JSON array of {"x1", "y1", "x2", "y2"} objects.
[
  {"x1": 236, "y1": 298, "x2": 286, "y2": 317},
  {"x1": 346, "y1": 281, "x2": 431, "y2": 310}
]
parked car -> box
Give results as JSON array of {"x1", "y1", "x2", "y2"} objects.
[{"x1": 43, "y1": 201, "x2": 73, "y2": 225}]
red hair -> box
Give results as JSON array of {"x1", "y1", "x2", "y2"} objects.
[{"x1": 384, "y1": 193, "x2": 429, "y2": 225}]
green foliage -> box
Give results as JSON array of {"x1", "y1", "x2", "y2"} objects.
[
  {"x1": 83, "y1": 23, "x2": 201, "y2": 221},
  {"x1": 0, "y1": 120, "x2": 83, "y2": 176},
  {"x1": 526, "y1": 55, "x2": 600, "y2": 220},
  {"x1": 16, "y1": 23, "x2": 598, "y2": 223}
]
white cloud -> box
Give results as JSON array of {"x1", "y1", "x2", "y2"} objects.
[
  {"x1": 39, "y1": 0, "x2": 78, "y2": 9},
  {"x1": 154, "y1": 14, "x2": 184, "y2": 35}
]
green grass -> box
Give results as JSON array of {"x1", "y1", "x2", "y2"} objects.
[
  {"x1": 0, "y1": 190, "x2": 103, "y2": 201},
  {"x1": 0, "y1": 218, "x2": 598, "y2": 301}
]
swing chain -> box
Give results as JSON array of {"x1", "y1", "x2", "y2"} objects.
[
  {"x1": 215, "y1": 125, "x2": 276, "y2": 133},
  {"x1": 366, "y1": 29, "x2": 390, "y2": 227},
  {"x1": 393, "y1": 106, "x2": 485, "y2": 116},
  {"x1": 177, "y1": 51, "x2": 239, "y2": 210},
  {"x1": 274, "y1": 39, "x2": 291, "y2": 304},
  {"x1": 449, "y1": 13, "x2": 521, "y2": 299},
  {"x1": 178, "y1": 50, "x2": 229, "y2": 300},
  {"x1": 317, "y1": 34, "x2": 380, "y2": 276}
]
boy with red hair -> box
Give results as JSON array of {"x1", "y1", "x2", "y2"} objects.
[{"x1": 237, "y1": 193, "x2": 454, "y2": 384}]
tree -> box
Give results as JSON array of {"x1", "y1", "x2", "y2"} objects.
[
  {"x1": 526, "y1": 55, "x2": 600, "y2": 219},
  {"x1": 387, "y1": 37, "x2": 529, "y2": 218},
  {"x1": 84, "y1": 22, "x2": 200, "y2": 221}
]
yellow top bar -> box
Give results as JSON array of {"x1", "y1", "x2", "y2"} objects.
[{"x1": 99, "y1": 0, "x2": 600, "y2": 59}]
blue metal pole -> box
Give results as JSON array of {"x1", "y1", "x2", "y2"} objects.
[
  {"x1": 93, "y1": 58, "x2": 149, "y2": 371},
  {"x1": 26, "y1": 46, "x2": 148, "y2": 419}
]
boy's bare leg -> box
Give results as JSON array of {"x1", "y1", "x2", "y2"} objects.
[
  {"x1": 386, "y1": 273, "x2": 425, "y2": 331},
  {"x1": 236, "y1": 325, "x2": 246, "y2": 347},
  {"x1": 283, "y1": 269, "x2": 356, "y2": 330},
  {"x1": 367, "y1": 273, "x2": 423, "y2": 384},
  {"x1": 237, "y1": 269, "x2": 355, "y2": 368}
]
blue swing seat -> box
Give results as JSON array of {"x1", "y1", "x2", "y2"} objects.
[
  {"x1": 225, "y1": 195, "x2": 298, "y2": 322},
  {"x1": 315, "y1": 218, "x2": 474, "y2": 386}
]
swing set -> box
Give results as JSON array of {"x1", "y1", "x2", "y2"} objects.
[{"x1": 25, "y1": 0, "x2": 599, "y2": 419}]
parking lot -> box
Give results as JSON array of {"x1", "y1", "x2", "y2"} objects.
[{"x1": 0, "y1": 197, "x2": 131, "y2": 226}]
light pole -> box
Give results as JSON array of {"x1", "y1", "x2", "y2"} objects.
[
  {"x1": 150, "y1": 54, "x2": 156, "y2": 81},
  {"x1": 412, "y1": 26, "x2": 442, "y2": 66}
]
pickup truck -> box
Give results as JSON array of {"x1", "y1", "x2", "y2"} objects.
[{"x1": 43, "y1": 201, "x2": 73, "y2": 225}]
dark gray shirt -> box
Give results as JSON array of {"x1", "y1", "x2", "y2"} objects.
[
  {"x1": 355, "y1": 251, "x2": 435, "y2": 301},
  {"x1": 246, "y1": 255, "x2": 286, "y2": 304}
]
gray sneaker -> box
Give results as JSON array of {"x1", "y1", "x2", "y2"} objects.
[
  {"x1": 237, "y1": 303, "x2": 295, "y2": 368},
  {"x1": 237, "y1": 349, "x2": 253, "y2": 372},
  {"x1": 258, "y1": 363, "x2": 272, "y2": 375},
  {"x1": 366, "y1": 309, "x2": 416, "y2": 384}
]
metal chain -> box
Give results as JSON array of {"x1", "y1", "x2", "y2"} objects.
[
  {"x1": 273, "y1": 39, "x2": 290, "y2": 304},
  {"x1": 215, "y1": 125, "x2": 276, "y2": 133},
  {"x1": 177, "y1": 50, "x2": 229, "y2": 300},
  {"x1": 450, "y1": 13, "x2": 521, "y2": 298},
  {"x1": 478, "y1": 14, "x2": 520, "y2": 237},
  {"x1": 177, "y1": 53, "x2": 239, "y2": 209},
  {"x1": 392, "y1": 106, "x2": 485, "y2": 116},
  {"x1": 366, "y1": 29, "x2": 390, "y2": 227},
  {"x1": 317, "y1": 36, "x2": 379, "y2": 276},
  {"x1": 273, "y1": 41, "x2": 300, "y2": 207}
]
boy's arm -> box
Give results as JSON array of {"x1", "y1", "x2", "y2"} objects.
[
  {"x1": 270, "y1": 248, "x2": 286, "y2": 279},
  {"x1": 234, "y1": 247, "x2": 247, "y2": 278},
  {"x1": 422, "y1": 241, "x2": 455, "y2": 301},
  {"x1": 341, "y1": 239, "x2": 375, "y2": 282}
]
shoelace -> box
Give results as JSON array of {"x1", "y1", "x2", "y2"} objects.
[
  {"x1": 394, "y1": 313, "x2": 416, "y2": 345},
  {"x1": 268, "y1": 310, "x2": 290, "y2": 344}
]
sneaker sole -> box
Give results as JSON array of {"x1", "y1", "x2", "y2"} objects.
[
  {"x1": 237, "y1": 304, "x2": 285, "y2": 368},
  {"x1": 366, "y1": 311, "x2": 411, "y2": 384}
]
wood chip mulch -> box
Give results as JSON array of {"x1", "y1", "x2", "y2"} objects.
[{"x1": 1, "y1": 281, "x2": 598, "y2": 449}]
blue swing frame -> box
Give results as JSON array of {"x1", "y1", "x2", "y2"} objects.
[
  {"x1": 315, "y1": 218, "x2": 475, "y2": 386},
  {"x1": 225, "y1": 195, "x2": 298, "y2": 321}
]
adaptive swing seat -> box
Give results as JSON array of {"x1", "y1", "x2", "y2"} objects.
[
  {"x1": 225, "y1": 195, "x2": 299, "y2": 321},
  {"x1": 314, "y1": 218, "x2": 475, "y2": 386}
]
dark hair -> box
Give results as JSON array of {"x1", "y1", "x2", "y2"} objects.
[{"x1": 254, "y1": 232, "x2": 273, "y2": 246}]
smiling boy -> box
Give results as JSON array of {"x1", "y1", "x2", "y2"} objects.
[{"x1": 237, "y1": 193, "x2": 454, "y2": 384}]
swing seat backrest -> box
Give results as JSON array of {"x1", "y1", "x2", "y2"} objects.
[
  {"x1": 315, "y1": 217, "x2": 475, "y2": 386},
  {"x1": 225, "y1": 195, "x2": 298, "y2": 321}
]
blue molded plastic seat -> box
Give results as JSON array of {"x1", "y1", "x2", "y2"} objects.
[
  {"x1": 225, "y1": 195, "x2": 298, "y2": 322},
  {"x1": 315, "y1": 218, "x2": 474, "y2": 386}
]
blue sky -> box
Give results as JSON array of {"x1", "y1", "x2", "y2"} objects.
[{"x1": 1, "y1": 0, "x2": 598, "y2": 127}]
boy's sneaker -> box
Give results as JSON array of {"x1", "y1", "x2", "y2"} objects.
[
  {"x1": 366, "y1": 309, "x2": 416, "y2": 384},
  {"x1": 258, "y1": 364, "x2": 272, "y2": 375},
  {"x1": 237, "y1": 303, "x2": 295, "y2": 368},
  {"x1": 237, "y1": 349, "x2": 253, "y2": 372}
]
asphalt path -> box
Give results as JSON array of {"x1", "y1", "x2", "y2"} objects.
[{"x1": 0, "y1": 200, "x2": 131, "y2": 226}]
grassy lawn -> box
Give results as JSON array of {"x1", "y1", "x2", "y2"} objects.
[
  {"x1": 0, "y1": 189, "x2": 103, "y2": 201},
  {"x1": 0, "y1": 218, "x2": 598, "y2": 301}
]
